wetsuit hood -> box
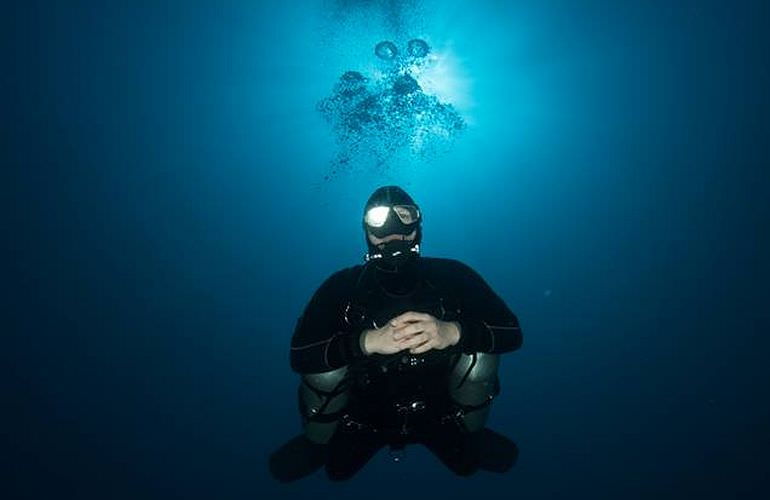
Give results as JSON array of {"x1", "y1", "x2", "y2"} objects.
[{"x1": 362, "y1": 185, "x2": 423, "y2": 273}]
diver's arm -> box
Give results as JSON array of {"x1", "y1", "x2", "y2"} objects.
[
  {"x1": 290, "y1": 269, "x2": 367, "y2": 373},
  {"x1": 451, "y1": 261, "x2": 523, "y2": 354}
]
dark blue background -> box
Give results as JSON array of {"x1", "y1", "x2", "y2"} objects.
[{"x1": 4, "y1": 1, "x2": 769, "y2": 498}]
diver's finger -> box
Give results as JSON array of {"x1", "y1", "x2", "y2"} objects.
[
  {"x1": 399, "y1": 332, "x2": 428, "y2": 348},
  {"x1": 389, "y1": 312, "x2": 413, "y2": 326},
  {"x1": 398, "y1": 331, "x2": 425, "y2": 346},
  {"x1": 410, "y1": 339, "x2": 434, "y2": 354},
  {"x1": 392, "y1": 322, "x2": 425, "y2": 339},
  {"x1": 391, "y1": 311, "x2": 430, "y2": 326},
  {"x1": 392, "y1": 321, "x2": 431, "y2": 333}
]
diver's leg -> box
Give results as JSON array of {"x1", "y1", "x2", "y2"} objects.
[
  {"x1": 420, "y1": 353, "x2": 500, "y2": 476},
  {"x1": 422, "y1": 352, "x2": 499, "y2": 476},
  {"x1": 325, "y1": 426, "x2": 385, "y2": 481},
  {"x1": 421, "y1": 421, "x2": 482, "y2": 476},
  {"x1": 298, "y1": 366, "x2": 350, "y2": 444},
  {"x1": 447, "y1": 352, "x2": 500, "y2": 432},
  {"x1": 268, "y1": 434, "x2": 328, "y2": 482}
]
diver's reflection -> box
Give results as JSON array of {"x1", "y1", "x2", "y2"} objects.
[{"x1": 270, "y1": 412, "x2": 519, "y2": 481}]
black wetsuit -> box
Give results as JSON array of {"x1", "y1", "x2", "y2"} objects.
[
  {"x1": 288, "y1": 256, "x2": 522, "y2": 479},
  {"x1": 294, "y1": 257, "x2": 520, "y2": 419},
  {"x1": 290, "y1": 256, "x2": 522, "y2": 372}
]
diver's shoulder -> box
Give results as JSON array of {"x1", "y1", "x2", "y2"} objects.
[
  {"x1": 420, "y1": 256, "x2": 474, "y2": 274},
  {"x1": 321, "y1": 263, "x2": 365, "y2": 288}
]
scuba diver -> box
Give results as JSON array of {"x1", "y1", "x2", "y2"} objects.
[{"x1": 269, "y1": 186, "x2": 522, "y2": 481}]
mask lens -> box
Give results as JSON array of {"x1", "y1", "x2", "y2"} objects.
[
  {"x1": 392, "y1": 205, "x2": 419, "y2": 225},
  {"x1": 364, "y1": 206, "x2": 390, "y2": 228}
]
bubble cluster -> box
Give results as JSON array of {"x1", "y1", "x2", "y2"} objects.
[
  {"x1": 407, "y1": 38, "x2": 429, "y2": 58},
  {"x1": 375, "y1": 41, "x2": 399, "y2": 60},
  {"x1": 318, "y1": 38, "x2": 465, "y2": 178}
]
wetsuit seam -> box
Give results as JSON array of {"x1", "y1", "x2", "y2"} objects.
[
  {"x1": 482, "y1": 320, "x2": 495, "y2": 352},
  {"x1": 291, "y1": 338, "x2": 333, "y2": 351},
  {"x1": 323, "y1": 335, "x2": 332, "y2": 369}
]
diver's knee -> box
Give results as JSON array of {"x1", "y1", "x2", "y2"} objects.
[
  {"x1": 447, "y1": 353, "x2": 500, "y2": 433},
  {"x1": 467, "y1": 352, "x2": 499, "y2": 382},
  {"x1": 302, "y1": 366, "x2": 349, "y2": 392},
  {"x1": 300, "y1": 367, "x2": 350, "y2": 411},
  {"x1": 449, "y1": 352, "x2": 499, "y2": 386},
  {"x1": 299, "y1": 367, "x2": 350, "y2": 445}
]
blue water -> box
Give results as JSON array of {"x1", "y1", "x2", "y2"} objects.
[{"x1": 5, "y1": 1, "x2": 769, "y2": 498}]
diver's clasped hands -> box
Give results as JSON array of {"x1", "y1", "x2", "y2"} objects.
[{"x1": 362, "y1": 311, "x2": 461, "y2": 356}]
